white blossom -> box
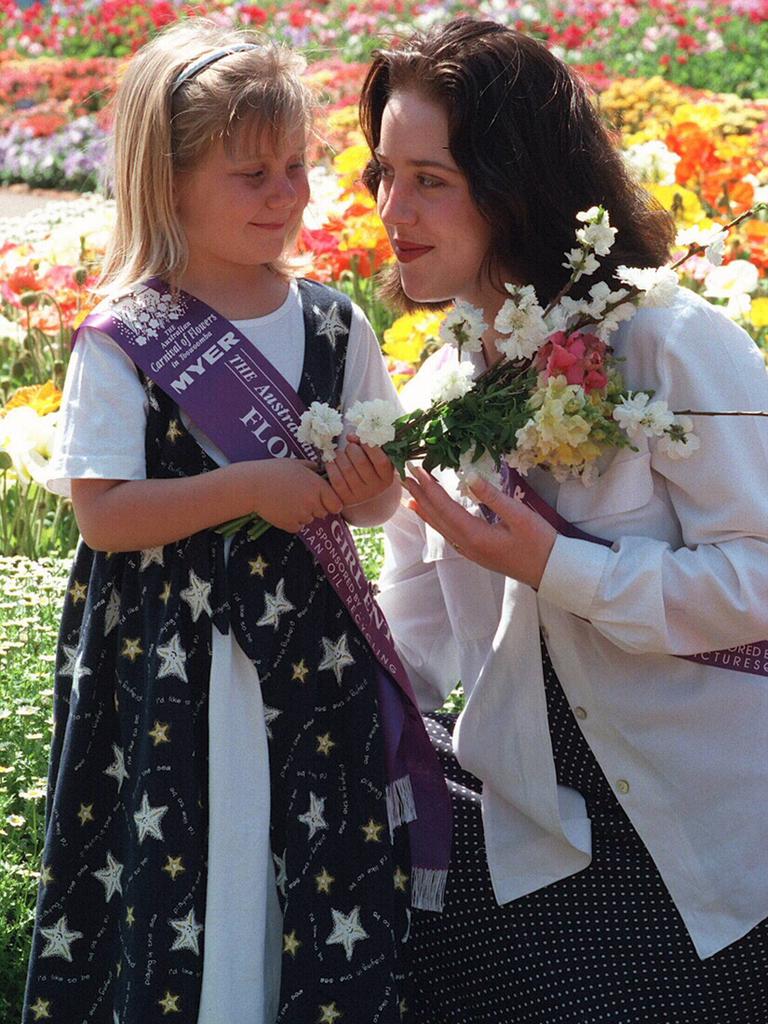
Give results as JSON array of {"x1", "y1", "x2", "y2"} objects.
[
  {"x1": 623, "y1": 140, "x2": 680, "y2": 185},
  {"x1": 705, "y1": 234, "x2": 726, "y2": 267},
  {"x1": 545, "y1": 295, "x2": 590, "y2": 333},
  {"x1": 612, "y1": 393, "x2": 674, "y2": 439},
  {"x1": 562, "y1": 247, "x2": 600, "y2": 281},
  {"x1": 594, "y1": 300, "x2": 637, "y2": 341},
  {"x1": 575, "y1": 208, "x2": 617, "y2": 256},
  {"x1": 429, "y1": 361, "x2": 476, "y2": 404},
  {"x1": 656, "y1": 416, "x2": 700, "y2": 460},
  {"x1": 456, "y1": 446, "x2": 502, "y2": 496},
  {"x1": 615, "y1": 265, "x2": 679, "y2": 307},
  {"x1": 704, "y1": 260, "x2": 758, "y2": 301},
  {"x1": 439, "y1": 301, "x2": 486, "y2": 354},
  {"x1": 297, "y1": 401, "x2": 343, "y2": 462},
  {"x1": 346, "y1": 399, "x2": 399, "y2": 447},
  {"x1": 612, "y1": 392, "x2": 651, "y2": 436},
  {"x1": 494, "y1": 291, "x2": 550, "y2": 361}
]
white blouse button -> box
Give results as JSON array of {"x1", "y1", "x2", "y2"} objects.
[
  {"x1": 616, "y1": 779, "x2": 630, "y2": 795},
  {"x1": 574, "y1": 706, "x2": 587, "y2": 720}
]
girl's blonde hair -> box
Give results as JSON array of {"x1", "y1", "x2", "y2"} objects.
[{"x1": 99, "y1": 19, "x2": 314, "y2": 295}]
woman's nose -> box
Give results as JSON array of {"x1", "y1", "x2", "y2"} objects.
[{"x1": 378, "y1": 180, "x2": 416, "y2": 227}]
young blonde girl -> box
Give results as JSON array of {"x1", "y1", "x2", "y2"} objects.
[{"x1": 23, "y1": 20, "x2": 441, "y2": 1024}]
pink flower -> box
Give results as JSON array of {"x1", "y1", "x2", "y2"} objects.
[{"x1": 536, "y1": 331, "x2": 607, "y2": 392}]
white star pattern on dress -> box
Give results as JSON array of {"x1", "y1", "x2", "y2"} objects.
[
  {"x1": 70, "y1": 649, "x2": 92, "y2": 700},
  {"x1": 263, "y1": 704, "x2": 282, "y2": 739},
  {"x1": 273, "y1": 850, "x2": 287, "y2": 898},
  {"x1": 92, "y1": 851, "x2": 124, "y2": 902},
  {"x1": 104, "y1": 586, "x2": 121, "y2": 636},
  {"x1": 313, "y1": 301, "x2": 348, "y2": 349},
  {"x1": 39, "y1": 915, "x2": 84, "y2": 962},
  {"x1": 256, "y1": 578, "x2": 295, "y2": 631},
  {"x1": 318, "y1": 633, "x2": 355, "y2": 685},
  {"x1": 134, "y1": 791, "x2": 169, "y2": 844},
  {"x1": 104, "y1": 744, "x2": 129, "y2": 792},
  {"x1": 179, "y1": 569, "x2": 212, "y2": 622},
  {"x1": 298, "y1": 791, "x2": 329, "y2": 840},
  {"x1": 156, "y1": 633, "x2": 188, "y2": 683},
  {"x1": 169, "y1": 908, "x2": 204, "y2": 955},
  {"x1": 59, "y1": 643, "x2": 78, "y2": 678},
  {"x1": 325, "y1": 906, "x2": 369, "y2": 961},
  {"x1": 139, "y1": 546, "x2": 164, "y2": 571}
]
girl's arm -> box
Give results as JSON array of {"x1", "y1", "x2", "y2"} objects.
[{"x1": 71, "y1": 458, "x2": 343, "y2": 551}]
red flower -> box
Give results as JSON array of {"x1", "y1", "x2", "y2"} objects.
[{"x1": 8, "y1": 265, "x2": 42, "y2": 295}]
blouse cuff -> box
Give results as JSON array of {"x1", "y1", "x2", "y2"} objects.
[{"x1": 537, "y1": 533, "x2": 612, "y2": 620}]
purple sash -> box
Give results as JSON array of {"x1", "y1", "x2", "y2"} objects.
[
  {"x1": 499, "y1": 467, "x2": 768, "y2": 677},
  {"x1": 76, "y1": 279, "x2": 451, "y2": 910}
]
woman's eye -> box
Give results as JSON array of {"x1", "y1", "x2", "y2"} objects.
[
  {"x1": 418, "y1": 174, "x2": 443, "y2": 188},
  {"x1": 377, "y1": 163, "x2": 393, "y2": 179}
]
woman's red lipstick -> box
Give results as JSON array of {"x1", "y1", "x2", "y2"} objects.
[{"x1": 393, "y1": 239, "x2": 434, "y2": 263}]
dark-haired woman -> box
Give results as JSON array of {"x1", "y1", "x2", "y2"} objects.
[{"x1": 361, "y1": 17, "x2": 768, "y2": 1023}]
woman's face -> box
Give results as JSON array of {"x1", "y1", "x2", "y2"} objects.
[{"x1": 375, "y1": 89, "x2": 501, "y2": 311}]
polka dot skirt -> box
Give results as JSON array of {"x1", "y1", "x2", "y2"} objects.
[{"x1": 403, "y1": 639, "x2": 768, "y2": 1023}]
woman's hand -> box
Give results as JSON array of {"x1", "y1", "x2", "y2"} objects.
[{"x1": 403, "y1": 466, "x2": 557, "y2": 589}]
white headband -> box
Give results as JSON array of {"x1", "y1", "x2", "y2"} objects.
[{"x1": 171, "y1": 44, "x2": 260, "y2": 95}]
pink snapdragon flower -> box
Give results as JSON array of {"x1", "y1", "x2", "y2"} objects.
[{"x1": 535, "y1": 330, "x2": 608, "y2": 392}]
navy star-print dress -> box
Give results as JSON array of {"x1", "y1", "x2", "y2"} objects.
[{"x1": 23, "y1": 280, "x2": 411, "y2": 1024}]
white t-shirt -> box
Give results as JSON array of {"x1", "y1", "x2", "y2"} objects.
[
  {"x1": 48, "y1": 278, "x2": 399, "y2": 493},
  {"x1": 49, "y1": 279, "x2": 399, "y2": 1024}
]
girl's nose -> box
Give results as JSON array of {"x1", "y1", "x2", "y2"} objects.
[{"x1": 266, "y1": 175, "x2": 298, "y2": 208}]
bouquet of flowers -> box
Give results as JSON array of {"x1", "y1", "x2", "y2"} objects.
[{"x1": 222, "y1": 202, "x2": 766, "y2": 538}]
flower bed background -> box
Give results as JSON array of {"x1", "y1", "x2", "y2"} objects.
[{"x1": 0, "y1": 2, "x2": 767, "y2": 1018}]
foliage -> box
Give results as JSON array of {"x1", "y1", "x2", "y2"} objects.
[{"x1": 0, "y1": 556, "x2": 69, "y2": 1022}]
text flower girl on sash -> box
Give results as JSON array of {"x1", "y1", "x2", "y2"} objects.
[{"x1": 23, "y1": 20, "x2": 449, "y2": 1024}]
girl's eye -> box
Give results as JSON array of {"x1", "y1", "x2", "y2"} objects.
[
  {"x1": 377, "y1": 162, "x2": 393, "y2": 179},
  {"x1": 418, "y1": 174, "x2": 443, "y2": 189},
  {"x1": 243, "y1": 171, "x2": 264, "y2": 180}
]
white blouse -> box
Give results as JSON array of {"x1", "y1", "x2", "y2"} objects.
[{"x1": 378, "y1": 289, "x2": 768, "y2": 960}]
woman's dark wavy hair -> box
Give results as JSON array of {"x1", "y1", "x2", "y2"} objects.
[{"x1": 359, "y1": 17, "x2": 675, "y2": 311}]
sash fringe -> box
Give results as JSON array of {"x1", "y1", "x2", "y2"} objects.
[
  {"x1": 386, "y1": 774, "x2": 417, "y2": 833},
  {"x1": 411, "y1": 866, "x2": 448, "y2": 912}
]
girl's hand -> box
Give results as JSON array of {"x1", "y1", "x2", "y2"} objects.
[
  {"x1": 238, "y1": 458, "x2": 343, "y2": 533},
  {"x1": 403, "y1": 466, "x2": 557, "y2": 590},
  {"x1": 325, "y1": 436, "x2": 395, "y2": 509}
]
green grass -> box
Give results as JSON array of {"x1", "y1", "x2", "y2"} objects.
[{"x1": 0, "y1": 555, "x2": 69, "y2": 1022}]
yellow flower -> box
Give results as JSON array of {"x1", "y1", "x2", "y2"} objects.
[
  {"x1": 647, "y1": 184, "x2": 706, "y2": 227},
  {"x1": 3, "y1": 381, "x2": 62, "y2": 417},
  {"x1": 750, "y1": 297, "x2": 768, "y2": 329},
  {"x1": 383, "y1": 311, "x2": 445, "y2": 365},
  {"x1": 325, "y1": 106, "x2": 365, "y2": 148},
  {"x1": 333, "y1": 144, "x2": 373, "y2": 191}
]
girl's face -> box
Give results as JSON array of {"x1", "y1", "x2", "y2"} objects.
[
  {"x1": 175, "y1": 123, "x2": 310, "y2": 285},
  {"x1": 375, "y1": 90, "x2": 500, "y2": 311}
]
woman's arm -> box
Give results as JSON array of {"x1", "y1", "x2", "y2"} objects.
[
  {"x1": 71, "y1": 458, "x2": 343, "y2": 551},
  {"x1": 407, "y1": 299, "x2": 768, "y2": 657}
]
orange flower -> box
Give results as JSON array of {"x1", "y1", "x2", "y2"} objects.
[
  {"x1": 743, "y1": 219, "x2": 768, "y2": 274},
  {"x1": 3, "y1": 381, "x2": 62, "y2": 417}
]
